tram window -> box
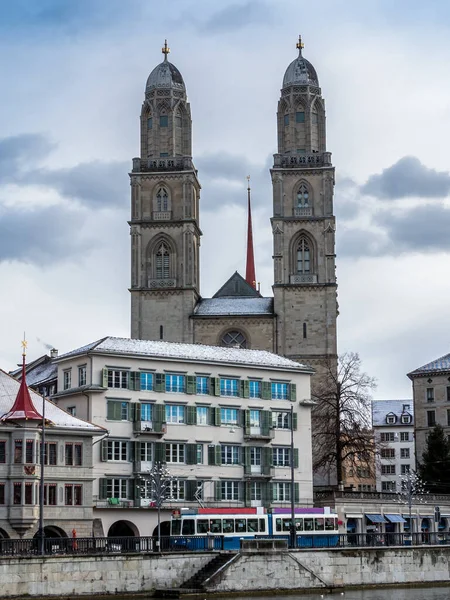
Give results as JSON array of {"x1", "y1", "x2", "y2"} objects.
[
  {"x1": 283, "y1": 519, "x2": 292, "y2": 532},
  {"x1": 295, "y1": 518, "x2": 303, "y2": 531},
  {"x1": 259, "y1": 518, "x2": 266, "y2": 532},
  {"x1": 247, "y1": 519, "x2": 258, "y2": 533},
  {"x1": 172, "y1": 520, "x2": 181, "y2": 535},
  {"x1": 325, "y1": 518, "x2": 335, "y2": 531},
  {"x1": 304, "y1": 518, "x2": 314, "y2": 531},
  {"x1": 235, "y1": 519, "x2": 246, "y2": 533},
  {"x1": 182, "y1": 519, "x2": 195, "y2": 535},
  {"x1": 315, "y1": 518, "x2": 325, "y2": 531},
  {"x1": 275, "y1": 518, "x2": 282, "y2": 532},
  {"x1": 223, "y1": 519, "x2": 234, "y2": 533},
  {"x1": 210, "y1": 519, "x2": 222, "y2": 534},
  {"x1": 197, "y1": 519, "x2": 209, "y2": 534}
]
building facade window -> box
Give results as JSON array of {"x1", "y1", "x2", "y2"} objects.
[
  {"x1": 14, "y1": 440, "x2": 22, "y2": 464},
  {"x1": 24, "y1": 482, "x2": 33, "y2": 505},
  {"x1": 273, "y1": 482, "x2": 291, "y2": 502},
  {"x1": 13, "y1": 482, "x2": 22, "y2": 504},
  {"x1": 427, "y1": 410, "x2": 436, "y2": 427},
  {"x1": 196, "y1": 376, "x2": 209, "y2": 395},
  {"x1": 221, "y1": 445, "x2": 240, "y2": 465},
  {"x1": 381, "y1": 465, "x2": 396, "y2": 475},
  {"x1": 250, "y1": 481, "x2": 261, "y2": 501},
  {"x1": 147, "y1": 117, "x2": 152, "y2": 129},
  {"x1": 155, "y1": 243, "x2": 170, "y2": 278},
  {"x1": 273, "y1": 447, "x2": 291, "y2": 467},
  {"x1": 401, "y1": 464, "x2": 410, "y2": 475},
  {"x1": 165, "y1": 443, "x2": 185, "y2": 463},
  {"x1": 140, "y1": 442, "x2": 152, "y2": 462},
  {"x1": 196, "y1": 406, "x2": 209, "y2": 425},
  {"x1": 426, "y1": 388, "x2": 434, "y2": 403},
  {"x1": 400, "y1": 432, "x2": 410, "y2": 442},
  {"x1": 220, "y1": 378, "x2": 239, "y2": 397},
  {"x1": 249, "y1": 380, "x2": 261, "y2": 398},
  {"x1": 107, "y1": 441, "x2": 128, "y2": 462},
  {"x1": 272, "y1": 411, "x2": 290, "y2": 429},
  {"x1": 196, "y1": 444, "x2": 203, "y2": 464},
  {"x1": 221, "y1": 408, "x2": 238, "y2": 426},
  {"x1": 381, "y1": 448, "x2": 395, "y2": 459},
  {"x1": 284, "y1": 114, "x2": 289, "y2": 126},
  {"x1": 67, "y1": 406, "x2": 76, "y2": 416},
  {"x1": 25, "y1": 440, "x2": 34, "y2": 464},
  {"x1": 156, "y1": 187, "x2": 169, "y2": 212},
  {"x1": 0, "y1": 484, "x2": 5, "y2": 505},
  {"x1": 107, "y1": 370, "x2": 129, "y2": 389},
  {"x1": 78, "y1": 366, "x2": 87, "y2": 387},
  {"x1": 141, "y1": 403, "x2": 152, "y2": 422},
  {"x1": 169, "y1": 480, "x2": 185, "y2": 501},
  {"x1": 382, "y1": 481, "x2": 396, "y2": 492},
  {"x1": 65, "y1": 484, "x2": 82, "y2": 506},
  {"x1": 296, "y1": 111, "x2": 305, "y2": 123},
  {"x1": 400, "y1": 448, "x2": 410, "y2": 459},
  {"x1": 106, "y1": 479, "x2": 128, "y2": 499},
  {"x1": 380, "y1": 432, "x2": 395, "y2": 442},
  {"x1": 271, "y1": 382, "x2": 288, "y2": 400},
  {"x1": 140, "y1": 372, "x2": 154, "y2": 391},
  {"x1": 165, "y1": 404, "x2": 185, "y2": 424},
  {"x1": 221, "y1": 331, "x2": 247, "y2": 349},
  {"x1": 250, "y1": 410, "x2": 261, "y2": 428},
  {"x1": 160, "y1": 115, "x2": 168, "y2": 127},
  {"x1": 40, "y1": 442, "x2": 57, "y2": 465},
  {"x1": 221, "y1": 480, "x2": 241, "y2": 501},
  {"x1": 250, "y1": 447, "x2": 261, "y2": 466},
  {"x1": 297, "y1": 238, "x2": 311, "y2": 274},
  {"x1": 297, "y1": 183, "x2": 310, "y2": 207},
  {"x1": 65, "y1": 443, "x2": 82, "y2": 466},
  {"x1": 107, "y1": 400, "x2": 129, "y2": 421},
  {"x1": 63, "y1": 370, "x2": 72, "y2": 390},
  {"x1": 0, "y1": 441, "x2": 5, "y2": 463},
  {"x1": 44, "y1": 484, "x2": 57, "y2": 506},
  {"x1": 165, "y1": 374, "x2": 185, "y2": 393}
]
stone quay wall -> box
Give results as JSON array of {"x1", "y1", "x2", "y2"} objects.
[{"x1": 1, "y1": 547, "x2": 450, "y2": 597}]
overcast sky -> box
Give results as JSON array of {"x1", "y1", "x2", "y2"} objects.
[{"x1": 1, "y1": 0, "x2": 450, "y2": 399}]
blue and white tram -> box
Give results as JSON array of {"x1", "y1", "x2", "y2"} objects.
[{"x1": 169, "y1": 507, "x2": 339, "y2": 550}]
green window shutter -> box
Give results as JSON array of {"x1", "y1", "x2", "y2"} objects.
[
  {"x1": 154, "y1": 442, "x2": 165, "y2": 463},
  {"x1": 185, "y1": 443, "x2": 197, "y2": 465},
  {"x1": 213, "y1": 407, "x2": 221, "y2": 426},
  {"x1": 262, "y1": 381, "x2": 271, "y2": 400},
  {"x1": 215, "y1": 480, "x2": 222, "y2": 501},
  {"x1": 292, "y1": 413, "x2": 298, "y2": 431},
  {"x1": 243, "y1": 446, "x2": 251, "y2": 474},
  {"x1": 133, "y1": 403, "x2": 141, "y2": 422},
  {"x1": 102, "y1": 368, "x2": 109, "y2": 388},
  {"x1": 155, "y1": 373, "x2": 165, "y2": 392},
  {"x1": 100, "y1": 439, "x2": 108, "y2": 462},
  {"x1": 294, "y1": 482, "x2": 300, "y2": 504},
  {"x1": 294, "y1": 448, "x2": 299, "y2": 469},
  {"x1": 107, "y1": 401, "x2": 121, "y2": 421},
  {"x1": 262, "y1": 482, "x2": 271, "y2": 508},
  {"x1": 128, "y1": 479, "x2": 136, "y2": 500},
  {"x1": 243, "y1": 380, "x2": 250, "y2": 398},
  {"x1": 244, "y1": 481, "x2": 251, "y2": 507},
  {"x1": 208, "y1": 445, "x2": 216, "y2": 465},
  {"x1": 128, "y1": 441, "x2": 135, "y2": 462},
  {"x1": 244, "y1": 409, "x2": 251, "y2": 434},
  {"x1": 239, "y1": 380, "x2": 244, "y2": 397},
  {"x1": 129, "y1": 403, "x2": 136, "y2": 422},
  {"x1": 129, "y1": 371, "x2": 140, "y2": 391},
  {"x1": 134, "y1": 441, "x2": 141, "y2": 462},
  {"x1": 261, "y1": 410, "x2": 271, "y2": 436},
  {"x1": 99, "y1": 478, "x2": 108, "y2": 499},
  {"x1": 186, "y1": 375, "x2": 196, "y2": 395},
  {"x1": 213, "y1": 377, "x2": 221, "y2": 396},
  {"x1": 186, "y1": 405, "x2": 196, "y2": 425},
  {"x1": 106, "y1": 401, "x2": 114, "y2": 420},
  {"x1": 185, "y1": 480, "x2": 197, "y2": 502},
  {"x1": 153, "y1": 404, "x2": 165, "y2": 432},
  {"x1": 215, "y1": 445, "x2": 222, "y2": 466},
  {"x1": 262, "y1": 446, "x2": 273, "y2": 468},
  {"x1": 290, "y1": 383, "x2": 297, "y2": 402}
]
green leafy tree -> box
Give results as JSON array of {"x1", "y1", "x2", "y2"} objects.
[{"x1": 418, "y1": 425, "x2": 450, "y2": 493}]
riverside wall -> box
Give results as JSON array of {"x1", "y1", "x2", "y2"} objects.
[{"x1": 1, "y1": 547, "x2": 450, "y2": 597}]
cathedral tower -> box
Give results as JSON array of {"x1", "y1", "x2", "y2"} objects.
[
  {"x1": 271, "y1": 36, "x2": 337, "y2": 370},
  {"x1": 130, "y1": 41, "x2": 201, "y2": 342}
]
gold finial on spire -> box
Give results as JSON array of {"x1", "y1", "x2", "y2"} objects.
[
  {"x1": 246, "y1": 175, "x2": 251, "y2": 190},
  {"x1": 162, "y1": 39, "x2": 170, "y2": 60},
  {"x1": 296, "y1": 34, "x2": 304, "y2": 52},
  {"x1": 21, "y1": 334, "x2": 27, "y2": 357}
]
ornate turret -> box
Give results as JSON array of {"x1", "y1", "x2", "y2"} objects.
[{"x1": 2, "y1": 340, "x2": 42, "y2": 422}]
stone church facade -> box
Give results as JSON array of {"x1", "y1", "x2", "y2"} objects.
[{"x1": 130, "y1": 38, "x2": 337, "y2": 374}]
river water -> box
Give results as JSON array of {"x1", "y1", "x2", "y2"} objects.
[{"x1": 152, "y1": 589, "x2": 450, "y2": 600}]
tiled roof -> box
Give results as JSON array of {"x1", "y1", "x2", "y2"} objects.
[
  {"x1": 194, "y1": 297, "x2": 274, "y2": 316},
  {"x1": 0, "y1": 370, "x2": 104, "y2": 431},
  {"x1": 372, "y1": 399, "x2": 414, "y2": 427},
  {"x1": 408, "y1": 353, "x2": 450, "y2": 378},
  {"x1": 57, "y1": 336, "x2": 310, "y2": 372}
]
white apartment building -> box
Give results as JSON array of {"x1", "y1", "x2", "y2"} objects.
[
  {"x1": 52, "y1": 337, "x2": 314, "y2": 537},
  {"x1": 372, "y1": 400, "x2": 415, "y2": 493}
]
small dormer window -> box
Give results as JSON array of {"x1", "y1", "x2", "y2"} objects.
[
  {"x1": 386, "y1": 414, "x2": 397, "y2": 425},
  {"x1": 401, "y1": 415, "x2": 412, "y2": 424}
]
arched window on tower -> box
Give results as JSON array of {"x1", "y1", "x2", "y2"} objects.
[
  {"x1": 156, "y1": 187, "x2": 169, "y2": 212},
  {"x1": 155, "y1": 242, "x2": 170, "y2": 279},
  {"x1": 221, "y1": 331, "x2": 247, "y2": 349},
  {"x1": 297, "y1": 184, "x2": 310, "y2": 207},
  {"x1": 297, "y1": 238, "x2": 311, "y2": 274}
]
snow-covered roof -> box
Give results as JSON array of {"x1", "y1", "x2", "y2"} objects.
[
  {"x1": 408, "y1": 353, "x2": 450, "y2": 378},
  {"x1": 57, "y1": 336, "x2": 311, "y2": 372},
  {"x1": 10, "y1": 355, "x2": 57, "y2": 387},
  {"x1": 372, "y1": 399, "x2": 414, "y2": 427},
  {"x1": 195, "y1": 297, "x2": 274, "y2": 316},
  {"x1": 0, "y1": 370, "x2": 104, "y2": 432}
]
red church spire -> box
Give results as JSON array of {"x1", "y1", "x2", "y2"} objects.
[
  {"x1": 245, "y1": 176, "x2": 256, "y2": 290},
  {"x1": 2, "y1": 339, "x2": 42, "y2": 422}
]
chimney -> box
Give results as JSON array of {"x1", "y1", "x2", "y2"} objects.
[{"x1": 50, "y1": 348, "x2": 58, "y2": 359}]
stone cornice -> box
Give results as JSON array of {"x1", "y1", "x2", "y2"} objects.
[
  {"x1": 130, "y1": 288, "x2": 200, "y2": 298},
  {"x1": 270, "y1": 216, "x2": 335, "y2": 224},
  {"x1": 273, "y1": 283, "x2": 337, "y2": 290},
  {"x1": 128, "y1": 220, "x2": 203, "y2": 236},
  {"x1": 270, "y1": 166, "x2": 335, "y2": 177}
]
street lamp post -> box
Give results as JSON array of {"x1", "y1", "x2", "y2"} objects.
[{"x1": 38, "y1": 387, "x2": 46, "y2": 555}]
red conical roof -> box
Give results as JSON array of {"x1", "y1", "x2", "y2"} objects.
[
  {"x1": 245, "y1": 178, "x2": 256, "y2": 290},
  {"x1": 2, "y1": 352, "x2": 42, "y2": 422}
]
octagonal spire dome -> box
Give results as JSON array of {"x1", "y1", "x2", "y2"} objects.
[
  {"x1": 282, "y1": 35, "x2": 319, "y2": 88},
  {"x1": 145, "y1": 40, "x2": 186, "y2": 95}
]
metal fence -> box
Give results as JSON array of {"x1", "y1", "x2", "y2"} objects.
[{"x1": 0, "y1": 532, "x2": 449, "y2": 557}]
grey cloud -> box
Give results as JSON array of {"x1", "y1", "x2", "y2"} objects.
[
  {"x1": 362, "y1": 156, "x2": 450, "y2": 200},
  {"x1": 0, "y1": 134, "x2": 54, "y2": 180},
  {"x1": 200, "y1": 1, "x2": 273, "y2": 34},
  {"x1": 27, "y1": 160, "x2": 129, "y2": 209},
  {"x1": 0, "y1": 205, "x2": 93, "y2": 265},
  {"x1": 337, "y1": 228, "x2": 389, "y2": 258}
]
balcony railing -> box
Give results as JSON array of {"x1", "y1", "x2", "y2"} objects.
[
  {"x1": 290, "y1": 274, "x2": 317, "y2": 284},
  {"x1": 147, "y1": 278, "x2": 176, "y2": 289},
  {"x1": 152, "y1": 211, "x2": 172, "y2": 220},
  {"x1": 293, "y1": 207, "x2": 313, "y2": 217},
  {"x1": 244, "y1": 465, "x2": 274, "y2": 478},
  {"x1": 133, "y1": 420, "x2": 167, "y2": 435},
  {"x1": 243, "y1": 427, "x2": 275, "y2": 441},
  {"x1": 132, "y1": 157, "x2": 195, "y2": 172},
  {"x1": 273, "y1": 152, "x2": 332, "y2": 169}
]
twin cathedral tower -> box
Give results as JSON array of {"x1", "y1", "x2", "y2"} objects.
[{"x1": 129, "y1": 37, "x2": 337, "y2": 371}]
